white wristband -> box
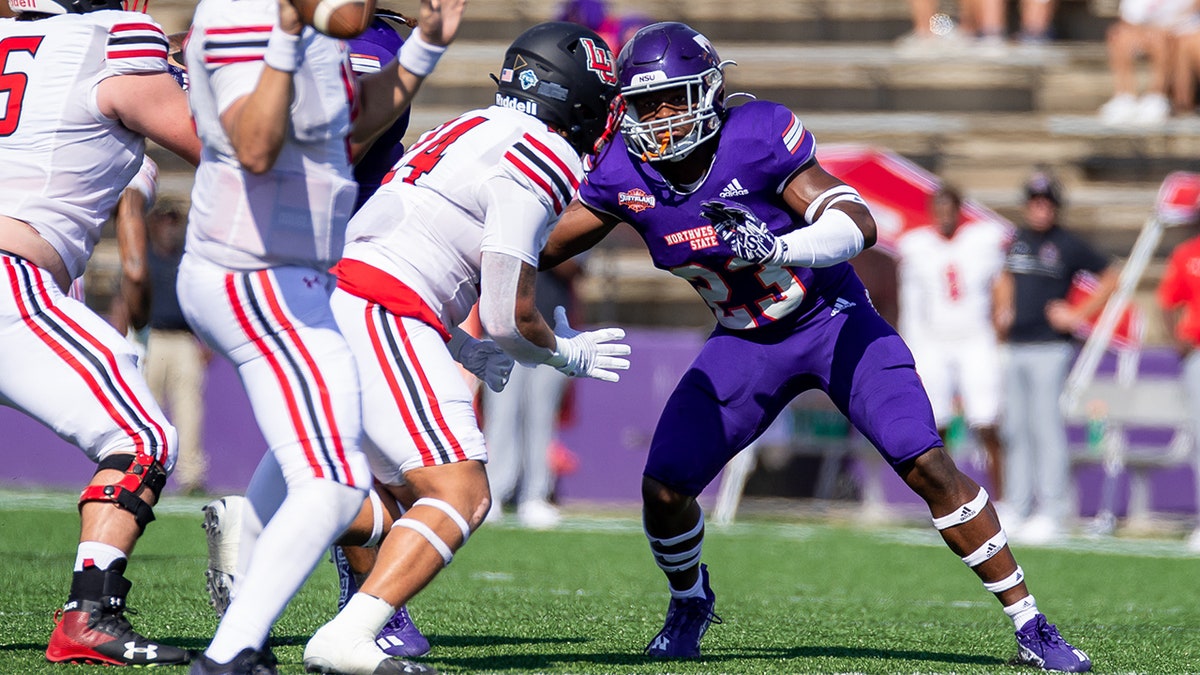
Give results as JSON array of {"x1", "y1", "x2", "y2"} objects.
[
  {"x1": 263, "y1": 28, "x2": 302, "y2": 73},
  {"x1": 397, "y1": 29, "x2": 446, "y2": 78}
]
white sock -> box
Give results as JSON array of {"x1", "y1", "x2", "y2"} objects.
[
  {"x1": 336, "y1": 593, "x2": 396, "y2": 636},
  {"x1": 206, "y1": 479, "x2": 364, "y2": 664},
  {"x1": 75, "y1": 542, "x2": 126, "y2": 571},
  {"x1": 1004, "y1": 594, "x2": 1040, "y2": 630},
  {"x1": 669, "y1": 571, "x2": 706, "y2": 600}
]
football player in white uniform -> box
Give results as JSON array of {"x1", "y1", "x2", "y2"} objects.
[
  {"x1": 897, "y1": 184, "x2": 1009, "y2": 502},
  {"x1": 180, "y1": 0, "x2": 464, "y2": 672},
  {"x1": 0, "y1": 0, "x2": 199, "y2": 666},
  {"x1": 300, "y1": 22, "x2": 629, "y2": 675}
]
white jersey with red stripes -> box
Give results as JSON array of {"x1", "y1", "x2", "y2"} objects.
[
  {"x1": 0, "y1": 11, "x2": 169, "y2": 280},
  {"x1": 897, "y1": 219, "x2": 1008, "y2": 342},
  {"x1": 185, "y1": 0, "x2": 359, "y2": 271},
  {"x1": 342, "y1": 105, "x2": 581, "y2": 331}
]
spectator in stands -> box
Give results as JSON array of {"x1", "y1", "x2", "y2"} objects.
[
  {"x1": 1155, "y1": 219, "x2": 1200, "y2": 552},
  {"x1": 556, "y1": 0, "x2": 652, "y2": 54},
  {"x1": 993, "y1": 169, "x2": 1118, "y2": 544},
  {"x1": 1018, "y1": 0, "x2": 1057, "y2": 44},
  {"x1": 556, "y1": 0, "x2": 619, "y2": 57},
  {"x1": 900, "y1": 0, "x2": 1060, "y2": 54},
  {"x1": 1172, "y1": 15, "x2": 1200, "y2": 116},
  {"x1": 142, "y1": 200, "x2": 211, "y2": 496},
  {"x1": 1097, "y1": 0, "x2": 1200, "y2": 126},
  {"x1": 483, "y1": 262, "x2": 586, "y2": 529},
  {"x1": 897, "y1": 183, "x2": 1009, "y2": 505}
]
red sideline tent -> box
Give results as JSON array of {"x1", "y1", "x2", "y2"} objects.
[{"x1": 816, "y1": 144, "x2": 1144, "y2": 350}]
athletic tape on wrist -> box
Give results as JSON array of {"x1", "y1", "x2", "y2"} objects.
[
  {"x1": 263, "y1": 28, "x2": 302, "y2": 73},
  {"x1": 397, "y1": 29, "x2": 446, "y2": 78},
  {"x1": 961, "y1": 529, "x2": 1007, "y2": 567},
  {"x1": 984, "y1": 566, "x2": 1025, "y2": 593},
  {"x1": 363, "y1": 489, "x2": 385, "y2": 548},
  {"x1": 413, "y1": 497, "x2": 471, "y2": 544},
  {"x1": 931, "y1": 487, "x2": 989, "y2": 531}
]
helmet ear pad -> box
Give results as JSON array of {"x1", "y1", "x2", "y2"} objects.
[
  {"x1": 615, "y1": 21, "x2": 726, "y2": 162},
  {"x1": 494, "y1": 21, "x2": 619, "y2": 155}
]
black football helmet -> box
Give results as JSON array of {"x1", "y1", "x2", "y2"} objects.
[
  {"x1": 494, "y1": 21, "x2": 619, "y2": 155},
  {"x1": 8, "y1": 0, "x2": 125, "y2": 14}
]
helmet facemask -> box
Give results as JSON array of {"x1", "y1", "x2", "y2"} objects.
[{"x1": 620, "y1": 65, "x2": 723, "y2": 162}]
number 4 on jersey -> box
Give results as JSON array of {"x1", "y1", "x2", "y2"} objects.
[{"x1": 384, "y1": 115, "x2": 486, "y2": 186}]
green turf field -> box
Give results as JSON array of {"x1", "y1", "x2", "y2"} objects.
[{"x1": 1, "y1": 491, "x2": 1198, "y2": 674}]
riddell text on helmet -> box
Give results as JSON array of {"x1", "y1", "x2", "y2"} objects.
[{"x1": 495, "y1": 93, "x2": 538, "y2": 116}]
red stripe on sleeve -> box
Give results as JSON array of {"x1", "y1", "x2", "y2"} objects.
[
  {"x1": 107, "y1": 50, "x2": 167, "y2": 60},
  {"x1": 206, "y1": 55, "x2": 264, "y2": 65},
  {"x1": 111, "y1": 22, "x2": 163, "y2": 34},
  {"x1": 523, "y1": 133, "x2": 579, "y2": 189},
  {"x1": 205, "y1": 25, "x2": 274, "y2": 35},
  {"x1": 505, "y1": 152, "x2": 562, "y2": 214}
]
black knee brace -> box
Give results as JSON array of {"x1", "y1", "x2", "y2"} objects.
[{"x1": 78, "y1": 453, "x2": 167, "y2": 533}]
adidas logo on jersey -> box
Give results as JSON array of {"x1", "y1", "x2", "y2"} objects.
[
  {"x1": 719, "y1": 179, "x2": 749, "y2": 197},
  {"x1": 830, "y1": 297, "x2": 856, "y2": 316}
]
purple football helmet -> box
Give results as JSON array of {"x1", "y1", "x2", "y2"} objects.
[{"x1": 616, "y1": 22, "x2": 730, "y2": 162}]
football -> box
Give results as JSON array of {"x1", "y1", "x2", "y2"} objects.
[{"x1": 291, "y1": 0, "x2": 376, "y2": 39}]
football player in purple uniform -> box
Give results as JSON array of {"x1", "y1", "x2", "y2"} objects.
[{"x1": 542, "y1": 22, "x2": 1091, "y2": 673}]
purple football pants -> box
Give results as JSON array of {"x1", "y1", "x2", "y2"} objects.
[{"x1": 645, "y1": 276, "x2": 942, "y2": 496}]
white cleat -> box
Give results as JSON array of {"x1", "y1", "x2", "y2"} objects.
[
  {"x1": 516, "y1": 499, "x2": 561, "y2": 530},
  {"x1": 201, "y1": 495, "x2": 246, "y2": 618},
  {"x1": 304, "y1": 623, "x2": 437, "y2": 675}
]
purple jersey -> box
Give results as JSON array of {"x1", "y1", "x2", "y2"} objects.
[
  {"x1": 581, "y1": 100, "x2": 851, "y2": 331},
  {"x1": 581, "y1": 100, "x2": 941, "y2": 495},
  {"x1": 348, "y1": 18, "x2": 410, "y2": 211}
]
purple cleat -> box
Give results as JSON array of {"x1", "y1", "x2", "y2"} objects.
[
  {"x1": 375, "y1": 604, "x2": 431, "y2": 658},
  {"x1": 331, "y1": 545, "x2": 431, "y2": 658},
  {"x1": 644, "y1": 564, "x2": 722, "y2": 659},
  {"x1": 1014, "y1": 614, "x2": 1091, "y2": 672}
]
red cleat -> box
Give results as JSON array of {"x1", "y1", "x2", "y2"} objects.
[{"x1": 46, "y1": 598, "x2": 191, "y2": 666}]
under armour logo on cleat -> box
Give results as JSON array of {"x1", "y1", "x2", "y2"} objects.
[
  {"x1": 303, "y1": 275, "x2": 320, "y2": 288},
  {"x1": 830, "y1": 298, "x2": 857, "y2": 316},
  {"x1": 123, "y1": 642, "x2": 157, "y2": 661},
  {"x1": 650, "y1": 635, "x2": 670, "y2": 651}
]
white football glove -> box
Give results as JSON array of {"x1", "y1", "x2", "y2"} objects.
[
  {"x1": 449, "y1": 332, "x2": 514, "y2": 393},
  {"x1": 545, "y1": 306, "x2": 631, "y2": 383},
  {"x1": 702, "y1": 199, "x2": 782, "y2": 265}
]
